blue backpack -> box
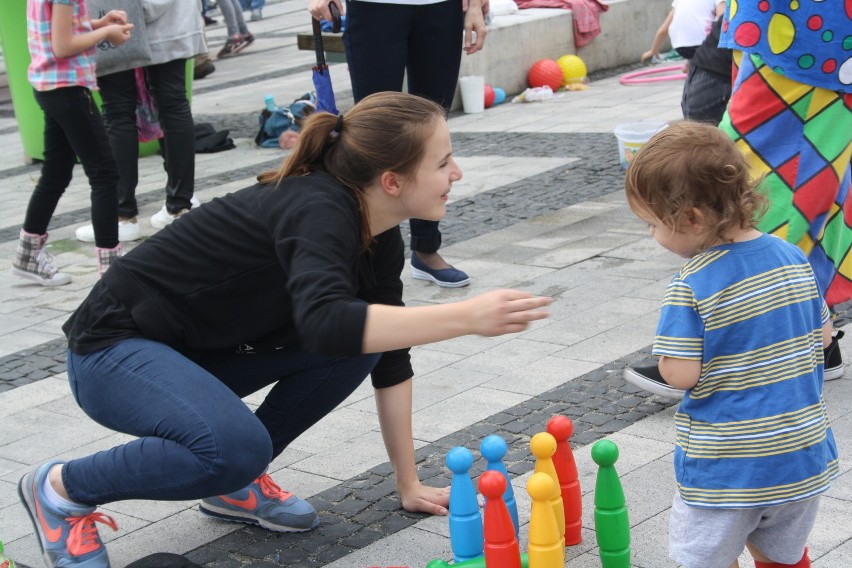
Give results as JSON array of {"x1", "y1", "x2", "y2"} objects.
[{"x1": 255, "y1": 93, "x2": 317, "y2": 148}]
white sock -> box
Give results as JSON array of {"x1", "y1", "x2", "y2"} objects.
[{"x1": 42, "y1": 472, "x2": 87, "y2": 512}]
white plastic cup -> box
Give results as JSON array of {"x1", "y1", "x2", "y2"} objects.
[{"x1": 458, "y1": 75, "x2": 485, "y2": 113}]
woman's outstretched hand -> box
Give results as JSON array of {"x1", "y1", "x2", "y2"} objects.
[
  {"x1": 467, "y1": 289, "x2": 551, "y2": 336},
  {"x1": 399, "y1": 481, "x2": 450, "y2": 516}
]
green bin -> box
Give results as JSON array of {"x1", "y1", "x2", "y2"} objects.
[{"x1": 0, "y1": 1, "x2": 192, "y2": 163}]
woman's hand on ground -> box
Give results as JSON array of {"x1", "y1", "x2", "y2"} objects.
[{"x1": 399, "y1": 482, "x2": 450, "y2": 516}]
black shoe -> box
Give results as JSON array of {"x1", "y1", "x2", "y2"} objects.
[
  {"x1": 204, "y1": 15, "x2": 217, "y2": 25},
  {"x1": 623, "y1": 365, "x2": 685, "y2": 399},
  {"x1": 625, "y1": 332, "x2": 845, "y2": 396},
  {"x1": 825, "y1": 330, "x2": 845, "y2": 381},
  {"x1": 217, "y1": 37, "x2": 244, "y2": 59},
  {"x1": 194, "y1": 60, "x2": 216, "y2": 80}
]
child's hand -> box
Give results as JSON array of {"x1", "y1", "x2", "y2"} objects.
[
  {"x1": 466, "y1": 289, "x2": 551, "y2": 337},
  {"x1": 641, "y1": 49, "x2": 657, "y2": 62},
  {"x1": 104, "y1": 23, "x2": 134, "y2": 45},
  {"x1": 102, "y1": 10, "x2": 128, "y2": 25},
  {"x1": 92, "y1": 10, "x2": 127, "y2": 29}
]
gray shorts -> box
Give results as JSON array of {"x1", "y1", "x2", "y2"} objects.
[{"x1": 669, "y1": 492, "x2": 819, "y2": 568}]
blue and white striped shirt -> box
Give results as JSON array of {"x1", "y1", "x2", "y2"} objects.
[{"x1": 653, "y1": 234, "x2": 839, "y2": 508}]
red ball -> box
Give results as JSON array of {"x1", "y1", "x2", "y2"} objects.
[
  {"x1": 528, "y1": 58, "x2": 563, "y2": 91},
  {"x1": 484, "y1": 84, "x2": 496, "y2": 108}
]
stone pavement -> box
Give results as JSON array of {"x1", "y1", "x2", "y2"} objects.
[{"x1": 1, "y1": 2, "x2": 851, "y2": 566}]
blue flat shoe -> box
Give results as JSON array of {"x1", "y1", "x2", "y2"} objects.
[{"x1": 410, "y1": 252, "x2": 470, "y2": 288}]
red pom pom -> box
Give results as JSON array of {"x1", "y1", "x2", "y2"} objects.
[
  {"x1": 528, "y1": 59, "x2": 563, "y2": 91},
  {"x1": 484, "y1": 84, "x2": 496, "y2": 108}
]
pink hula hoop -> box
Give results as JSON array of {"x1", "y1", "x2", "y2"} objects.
[{"x1": 620, "y1": 64, "x2": 687, "y2": 85}]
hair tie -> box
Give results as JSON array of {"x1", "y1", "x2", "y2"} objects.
[{"x1": 331, "y1": 113, "x2": 344, "y2": 138}]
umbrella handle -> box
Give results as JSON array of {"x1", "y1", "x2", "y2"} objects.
[
  {"x1": 330, "y1": 2, "x2": 341, "y2": 34},
  {"x1": 312, "y1": 3, "x2": 342, "y2": 68}
]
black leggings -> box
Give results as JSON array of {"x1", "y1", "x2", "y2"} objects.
[{"x1": 25, "y1": 87, "x2": 119, "y2": 248}]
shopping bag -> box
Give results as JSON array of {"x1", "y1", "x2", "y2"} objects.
[
  {"x1": 88, "y1": 0, "x2": 153, "y2": 77},
  {"x1": 135, "y1": 68, "x2": 163, "y2": 143}
]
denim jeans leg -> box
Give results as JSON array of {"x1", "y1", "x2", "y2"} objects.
[
  {"x1": 98, "y1": 70, "x2": 141, "y2": 219},
  {"x1": 197, "y1": 347, "x2": 381, "y2": 458},
  {"x1": 147, "y1": 59, "x2": 195, "y2": 213},
  {"x1": 64, "y1": 338, "x2": 272, "y2": 505}
]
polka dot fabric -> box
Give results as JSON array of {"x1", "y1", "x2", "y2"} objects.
[{"x1": 719, "y1": 0, "x2": 852, "y2": 92}]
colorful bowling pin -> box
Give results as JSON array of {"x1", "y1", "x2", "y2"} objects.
[
  {"x1": 479, "y1": 470, "x2": 522, "y2": 568},
  {"x1": 591, "y1": 440, "x2": 630, "y2": 568},
  {"x1": 547, "y1": 415, "x2": 582, "y2": 545},
  {"x1": 447, "y1": 446, "x2": 484, "y2": 563},
  {"x1": 480, "y1": 434, "x2": 519, "y2": 536},
  {"x1": 530, "y1": 432, "x2": 565, "y2": 545},
  {"x1": 526, "y1": 472, "x2": 564, "y2": 568}
]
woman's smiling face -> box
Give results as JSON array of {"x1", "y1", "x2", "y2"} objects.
[{"x1": 399, "y1": 118, "x2": 463, "y2": 221}]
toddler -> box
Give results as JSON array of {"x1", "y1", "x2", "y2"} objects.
[{"x1": 625, "y1": 121, "x2": 839, "y2": 568}]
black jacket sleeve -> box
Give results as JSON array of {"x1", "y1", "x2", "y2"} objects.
[{"x1": 358, "y1": 225, "x2": 414, "y2": 388}]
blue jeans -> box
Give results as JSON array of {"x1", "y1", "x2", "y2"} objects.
[
  {"x1": 26, "y1": 87, "x2": 119, "y2": 248},
  {"x1": 64, "y1": 338, "x2": 380, "y2": 506},
  {"x1": 344, "y1": 0, "x2": 463, "y2": 254},
  {"x1": 98, "y1": 60, "x2": 195, "y2": 216}
]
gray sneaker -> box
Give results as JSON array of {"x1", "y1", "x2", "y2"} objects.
[{"x1": 199, "y1": 473, "x2": 319, "y2": 532}]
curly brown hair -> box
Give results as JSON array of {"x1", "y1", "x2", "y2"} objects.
[{"x1": 624, "y1": 120, "x2": 767, "y2": 252}]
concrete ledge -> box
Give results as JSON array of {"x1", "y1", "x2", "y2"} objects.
[{"x1": 454, "y1": 0, "x2": 671, "y2": 109}]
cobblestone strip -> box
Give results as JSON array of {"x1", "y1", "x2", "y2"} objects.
[
  {"x1": 182, "y1": 351, "x2": 672, "y2": 567},
  {"x1": 0, "y1": 337, "x2": 67, "y2": 394}
]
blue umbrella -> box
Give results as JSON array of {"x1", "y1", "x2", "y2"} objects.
[{"x1": 312, "y1": 3, "x2": 341, "y2": 115}]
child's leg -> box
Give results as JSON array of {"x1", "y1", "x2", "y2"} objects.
[
  {"x1": 23, "y1": 91, "x2": 79, "y2": 234},
  {"x1": 746, "y1": 497, "x2": 819, "y2": 567},
  {"x1": 36, "y1": 87, "x2": 120, "y2": 248},
  {"x1": 749, "y1": 544, "x2": 810, "y2": 567}
]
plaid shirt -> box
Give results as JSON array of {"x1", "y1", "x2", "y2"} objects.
[{"x1": 28, "y1": 0, "x2": 98, "y2": 91}]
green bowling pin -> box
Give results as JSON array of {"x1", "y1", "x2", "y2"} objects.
[{"x1": 591, "y1": 440, "x2": 630, "y2": 568}]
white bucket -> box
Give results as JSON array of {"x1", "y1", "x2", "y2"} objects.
[{"x1": 613, "y1": 121, "x2": 667, "y2": 170}]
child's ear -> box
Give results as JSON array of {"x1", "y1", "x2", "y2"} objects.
[
  {"x1": 379, "y1": 171, "x2": 403, "y2": 197},
  {"x1": 685, "y1": 207, "x2": 706, "y2": 229}
]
